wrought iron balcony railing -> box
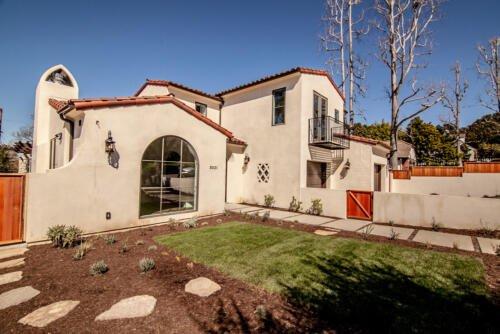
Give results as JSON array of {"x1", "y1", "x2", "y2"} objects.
[{"x1": 308, "y1": 116, "x2": 350, "y2": 149}]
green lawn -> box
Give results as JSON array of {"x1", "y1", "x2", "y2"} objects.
[{"x1": 155, "y1": 222, "x2": 498, "y2": 333}]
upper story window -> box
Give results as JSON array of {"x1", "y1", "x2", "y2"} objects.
[
  {"x1": 272, "y1": 88, "x2": 286, "y2": 125},
  {"x1": 334, "y1": 109, "x2": 340, "y2": 122},
  {"x1": 195, "y1": 102, "x2": 207, "y2": 116},
  {"x1": 313, "y1": 92, "x2": 328, "y2": 118}
]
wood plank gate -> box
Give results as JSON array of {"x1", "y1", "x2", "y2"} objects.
[
  {"x1": 0, "y1": 174, "x2": 25, "y2": 244},
  {"x1": 346, "y1": 190, "x2": 373, "y2": 221}
]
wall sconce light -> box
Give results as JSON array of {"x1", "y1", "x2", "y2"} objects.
[
  {"x1": 344, "y1": 159, "x2": 351, "y2": 169},
  {"x1": 55, "y1": 133, "x2": 62, "y2": 142},
  {"x1": 105, "y1": 131, "x2": 116, "y2": 154},
  {"x1": 244, "y1": 153, "x2": 250, "y2": 165}
]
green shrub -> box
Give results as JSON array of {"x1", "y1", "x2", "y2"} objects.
[
  {"x1": 361, "y1": 225, "x2": 374, "y2": 239},
  {"x1": 119, "y1": 241, "x2": 129, "y2": 254},
  {"x1": 431, "y1": 217, "x2": 441, "y2": 231},
  {"x1": 183, "y1": 217, "x2": 198, "y2": 229},
  {"x1": 388, "y1": 228, "x2": 399, "y2": 240},
  {"x1": 89, "y1": 260, "x2": 108, "y2": 276},
  {"x1": 264, "y1": 194, "x2": 275, "y2": 208},
  {"x1": 103, "y1": 234, "x2": 116, "y2": 245},
  {"x1": 139, "y1": 257, "x2": 155, "y2": 272},
  {"x1": 73, "y1": 241, "x2": 92, "y2": 260},
  {"x1": 262, "y1": 211, "x2": 270, "y2": 222},
  {"x1": 288, "y1": 196, "x2": 302, "y2": 212},
  {"x1": 47, "y1": 225, "x2": 82, "y2": 248},
  {"x1": 307, "y1": 199, "x2": 323, "y2": 215},
  {"x1": 47, "y1": 225, "x2": 66, "y2": 247}
]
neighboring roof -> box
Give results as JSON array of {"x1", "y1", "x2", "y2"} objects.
[
  {"x1": 216, "y1": 67, "x2": 345, "y2": 99},
  {"x1": 382, "y1": 140, "x2": 414, "y2": 158},
  {"x1": 48, "y1": 96, "x2": 245, "y2": 145},
  {"x1": 134, "y1": 80, "x2": 222, "y2": 102},
  {"x1": 348, "y1": 134, "x2": 379, "y2": 145}
]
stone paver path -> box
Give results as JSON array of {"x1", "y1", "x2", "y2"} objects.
[
  {"x1": 413, "y1": 230, "x2": 475, "y2": 251},
  {"x1": 362, "y1": 225, "x2": 415, "y2": 240},
  {"x1": 0, "y1": 247, "x2": 28, "y2": 260},
  {"x1": 185, "y1": 277, "x2": 221, "y2": 297},
  {"x1": 477, "y1": 237, "x2": 500, "y2": 255},
  {"x1": 19, "y1": 300, "x2": 80, "y2": 328},
  {"x1": 0, "y1": 257, "x2": 25, "y2": 270},
  {"x1": 283, "y1": 214, "x2": 334, "y2": 225},
  {"x1": 322, "y1": 219, "x2": 370, "y2": 232},
  {"x1": 0, "y1": 271, "x2": 23, "y2": 286},
  {"x1": 0, "y1": 286, "x2": 40, "y2": 310},
  {"x1": 226, "y1": 203, "x2": 498, "y2": 254},
  {"x1": 95, "y1": 295, "x2": 156, "y2": 321},
  {"x1": 314, "y1": 229, "x2": 338, "y2": 236}
]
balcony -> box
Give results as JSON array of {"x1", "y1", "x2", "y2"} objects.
[{"x1": 308, "y1": 116, "x2": 350, "y2": 149}]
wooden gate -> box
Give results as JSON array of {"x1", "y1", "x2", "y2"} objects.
[
  {"x1": 0, "y1": 174, "x2": 25, "y2": 244},
  {"x1": 346, "y1": 190, "x2": 373, "y2": 221}
]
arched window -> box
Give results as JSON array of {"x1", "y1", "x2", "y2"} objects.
[
  {"x1": 140, "y1": 136, "x2": 198, "y2": 217},
  {"x1": 46, "y1": 69, "x2": 73, "y2": 87}
]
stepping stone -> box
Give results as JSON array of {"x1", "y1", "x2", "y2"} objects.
[
  {"x1": 322, "y1": 219, "x2": 371, "y2": 231},
  {"x1": 0, "y1": 248, "x2": 28, "y2": 260},
  {"x1": 413, "y1": 230, "x2": 474, "y2": 251},
  {"x1": 185, "y1": 277, "x2": 221, "y2": 297},
  {"x1": 19, "y1": 300, "x2": 79, "y2": 328},
  {"x1": 314, "y1": 229, "x2": 338, "y2": 236},
  {"x1": 283, "y1": 214, "x2": 334, "y2": 226},
  {"x1": 0, "y1": 257, "x2": 25, "y2": 269},
  {"x1": 95, "y1": 295, "x2": 156, "y2": 321},
  {"x1": 360, "y1": 225, "x2": 415, "y2": 240},
  {"x1": 477, "y1": 237, "x2": 500, "y2": 255},
  {"x1": 0, "y1": 286, "x2": 40, "y2": 310},
  {"x1": 0, "y1": 271, "x2": 22, "y2": 286}
]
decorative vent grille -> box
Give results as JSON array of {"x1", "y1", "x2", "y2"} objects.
[{"x1": 257, "y1": 163, "x2": 270, "y2": 183}]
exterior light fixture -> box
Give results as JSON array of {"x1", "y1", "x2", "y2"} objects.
[
  {"x1": 55, "y1": 133, "x2": 62, "y2": 142},
  {"x1": 105, "y1": 131, "x2": 116, "y2": 154},
  {"x1": 344, "y1": 159, "x2": 351, "y2": 169},
  {"x1": 244, "y1": 153, "x2": 250, "y2": 165}
]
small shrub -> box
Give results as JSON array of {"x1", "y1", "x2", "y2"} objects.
[
  {"x1": 139, "y1": 257, "x2": 155, "y2": 272},
  {"x1": 494, "y1": 244, "x2": 500, "y2": 256},
  {"x1": 262, "y1": 211, "x2": 270, "y2": 222},
  {"x1": 183, "y1": 217, "x2": 198, "y2": 229},
  {"x1": 223, "y1": 210, "x2": 231, "y2": 217},
  {"x1": 103, "y1": 234, "x2": 116, "y2": 245},
  {"x1": 388, "y1": 228, "x2": 399, "y2": 240},
  {"x1": 73, "y1": 241, "x2": 92, "y2": 260},
  {"x1": 288, "y1": 196, "x2": 302, "y2": 212},
  {"x1": 89, "y1": 260, "x2": 108, "y2": 276},
  {"x1": 263, "y1": 194, "x2": 275, "y2": 208},
  {"x1": 47, "y1": 225, "x2": 66, "y2": 247},
  {"x1": 307, "y1": 199, "x2": 323, "y2": 216},
  {"x1": 135, "y1": 240, "x2": 144, "y2": 246},
  {"x1": 148, "y1": 245, "x2": 157, "y2": 252},
  {"x1": 361, "y1": 225, "x2": 374, "y2": 239},
  {"x1": 119, "y1": 240, "x2": 129, "y2": 254},
  {"x1": 431, "y1": 217, "x2": 441, "y2": 231},
  {"x1": 478, "y1": 219, "x2": 496, "y2": 237}
]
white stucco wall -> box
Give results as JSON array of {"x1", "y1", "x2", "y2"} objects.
[
  {"x1": 25, "y1": 103, "x2": 228, "y2": 242},
  {"x1": 373, "y1": 192, "x2": 500, "y2": 230},
  {"x1": 392, "y1": 174, "x2": 500, "y2": 197},
  {"x1": 300, "y1": 187, "x2": 346, "y2": 218},
  {"x1": 222, "y1": 74, "x2": 303, "y2": 208}
]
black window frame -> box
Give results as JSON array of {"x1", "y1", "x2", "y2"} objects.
[
  {"x1": 272, "y1": 87, "x2": 286, "y2": 126},
  {"x1": 195, "y1": 102, "x2": 207, "y2": 116}
]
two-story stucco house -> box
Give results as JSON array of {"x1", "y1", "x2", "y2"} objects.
[{"x1": 25, "y1": 64, "x2": 389, "y2": 241}]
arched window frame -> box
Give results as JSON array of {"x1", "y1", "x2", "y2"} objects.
[{"x1": 139, "y1": 136, "x2": 199, "y2": 217}]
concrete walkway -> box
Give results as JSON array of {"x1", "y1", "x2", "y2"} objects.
[{"x1": 225, "y1": 203, "x2": 499, "y2": 254}]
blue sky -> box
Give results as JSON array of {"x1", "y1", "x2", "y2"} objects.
[{"x1": 0, "y1": 0, "x2": 498, "y2": 142}]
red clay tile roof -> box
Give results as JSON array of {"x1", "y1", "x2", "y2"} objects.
[
  {"x1": 348, "y1": 134, "x2": 379, "y2": 145},
  {"x1": 216, "y1": 67, "x2": 345, "y2": 100},
  {"x1": 49, "y1": 96, "x2": 245, "y2": 144},
  {"x1": 135, "y1": 80, "x2": 222, "y2": 102}
]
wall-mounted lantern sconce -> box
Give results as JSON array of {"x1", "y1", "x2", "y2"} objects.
[
  {"x1": 105, "y1": 131, "x2": 116, "y2": 154},
  {"x1": 344, "y1": 159, "x2": 351, "y2": 169},
  {"x1": 244, "y1": 153, "x2": 250, "y2": 165},
  {"x1": 55, "y1": 132, "x2": 62, "y2": 142}
]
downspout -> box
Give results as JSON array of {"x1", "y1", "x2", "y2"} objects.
[{"x1": 58, "y1": 109, "x2": 75, "y2": 161}]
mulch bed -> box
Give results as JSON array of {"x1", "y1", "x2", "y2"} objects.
[{"x1": 0, "y1": 213, "x2": 498, "y2": 333}]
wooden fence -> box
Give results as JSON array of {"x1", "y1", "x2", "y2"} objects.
[
  {"x1": 0, "y1": 174, "x2": 25, "y2": 244},
  {"x1": 391, "y1": 162, "x2": 500, "y2": 179}
]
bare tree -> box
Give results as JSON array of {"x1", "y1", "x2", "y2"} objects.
[
  {"x1": 374, "y1": 0, "x2": 444, "y2": 169},
  {"x1": 476, "y1": 37, "x2": 500, "y2": 113},
  {"x1": 441, "y1": 61, "x2": 468, "y2": 165},
  {"x1": 321, "y1": 0, "x2": 368, "y2": 128}
]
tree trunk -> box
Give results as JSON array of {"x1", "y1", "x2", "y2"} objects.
[
  {"x1": 348, "y1": 0, "x2": 355, "y2": 128},
  {"x1": 388, "y1": 0, "x2": 399, "y2": 170}
]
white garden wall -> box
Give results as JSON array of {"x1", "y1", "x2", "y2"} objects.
[
  {"x1": 373, "y1": 192, "x2": 500, "y2": 230},
  {"x1": 392, "y1": 174, "x2": 500, "y2": 198},
  {"x1": 299, "y1": 187, "x2": 346, "y2": 218}
]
